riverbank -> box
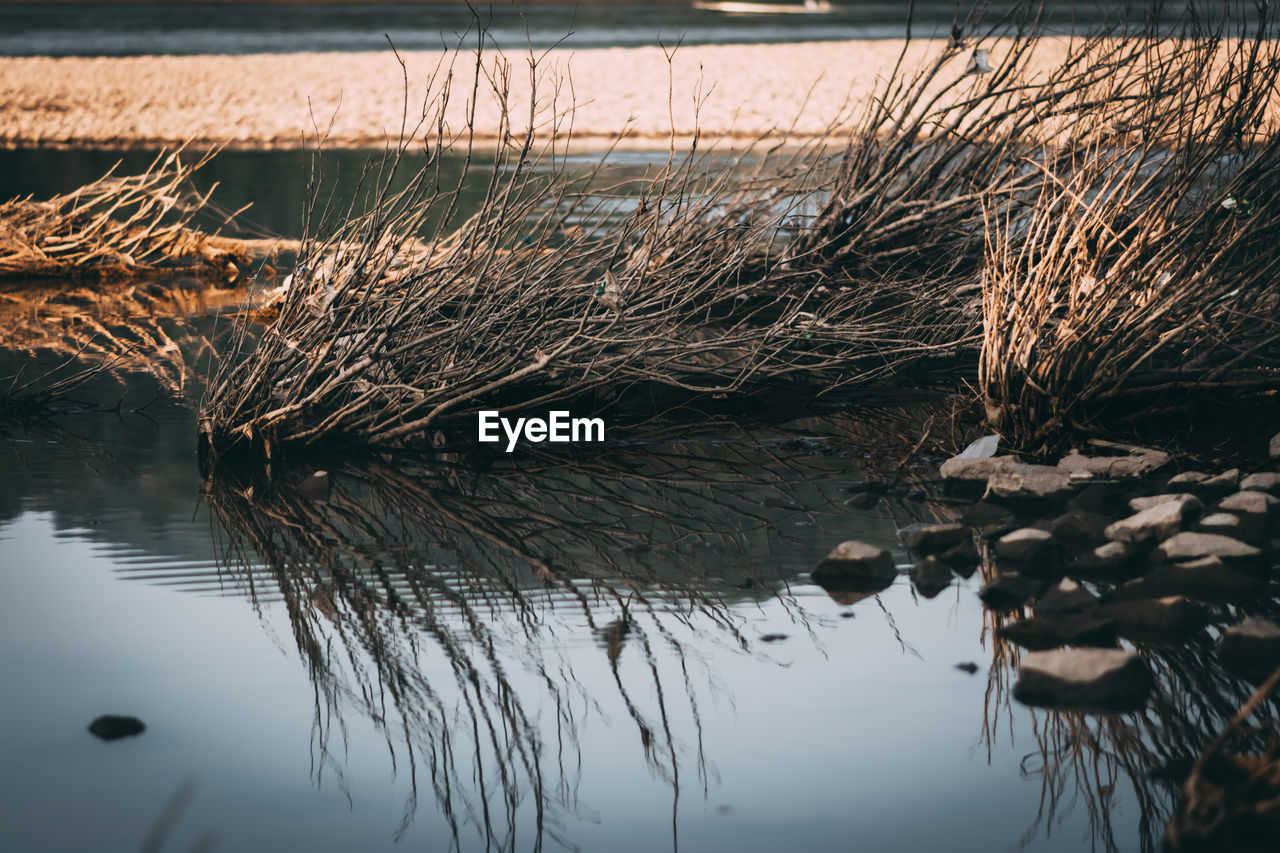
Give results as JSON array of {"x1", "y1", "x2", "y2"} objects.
[{"x1": 0, "y1": 39, "x2": 1066, "y2": 149}]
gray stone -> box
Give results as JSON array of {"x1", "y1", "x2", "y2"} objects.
[
  {"x1": 997, "y1": 611, "x2": 1117, "y2": 650},
  {"x1": 1271, "y1": 432, "x2": 1280, "y2": 464},
  {"x1": 1129, "y1": 493, "x2": 1203, "y2": 513},
  {"x1": 1105, "y1": 498, "x2": 1198, "y2": 545},
  {"x1": 1168, "y1": 471, "x2": 1210, "y2": 486},
  {"x1": 1139, "y1": 556, "x2": 1264, "y2": 600},
  {"x1": 812, "y1": 541, "x2": 897, "y2": 590},
  {"x1": 910, "y1": 556, "x2": 955, "y2": 599},
  {"x1": 941, "y1": 537, "x2": 980, "y2": 576},
  {"x1": 1098, "y1": 595, "x2": 1207, "y2": 634},
  {"x1": 1219, "y1": 617, "x2": 1280, "y2": 663},
  {"x1": 1201, "y1": 468, "x2": 1241, "y2": 494},
  {"x1": 1072, "y1": 540, "x2": 1139, "y2": 576},
  {"x1": 979, "y1": 573, "x2": 1042, "y2": 611},
  {"x1": 1037, "y1": 578, "x2": 1098, "y2": 614},
  {"x1": 958, "y1": 502, "x2": 1015, "y2": 527},
  {"x1": 1241, "y1": 472, "x2": 1280, "y2": 495},
  {"x1": 1048, "y1": 510, "x2": 1109, "y2": 546},
  {"x1": 1218, "y1": 490, "x2": 1279, "y2": 518},
  {"x1": 988, "y1": 461, "x2": 1075, "y2": 501},
  {"x1": 1058, "y1": 444, "x2": 1170, "y2": 480},
  {"x1": 1153, "y1": 532, "x2": 1264, "y2": 566},
  {"x1": 88, "y1": 715, "x2": 146, "y2": 741},
  {"x1": 897, "y1": 522, "x2": 969, "y2": 555},
  {"x1": 1196, "y1": 512, "x2": 1250, "y2": 539},
  {"x1": 1013, "y1": 648, "x2": 1153, "y2": 712},
  {"x1": 938, "y1": 435, "x2": 1004, "y2": 481},
  {"x1": 996, "y1": 527, "x2": 1056, "y2": 561}
]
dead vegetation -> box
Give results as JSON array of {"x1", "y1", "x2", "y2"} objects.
[
  {"x1": 186, "y1": 1, "x2": 1280, "y2": 461},
  {"x1": 0, "y1": 148, "x2": 296, "y2": 281}
]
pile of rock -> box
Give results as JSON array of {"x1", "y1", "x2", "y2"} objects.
[{"x1": 813, "y1": 431, "x2": 1280, "y2": 713}]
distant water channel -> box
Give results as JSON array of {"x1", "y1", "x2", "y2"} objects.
[
  {"x1": 0, "y1": 1, "x2": 1142, "y2": 56},
  {"x1": 0, "y1": 147, "x2": 1258, "y2": 853}
]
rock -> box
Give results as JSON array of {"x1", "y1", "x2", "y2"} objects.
[
  {"x1": 1219, "y1": 617, "x2": 1280, "y2": 663},
  {"x1": 1048, "y1": 510, "x2": 1109, "y2": 546},
  {"x1": 897, "y1": 522, "x2": 969, "y2": 555},
  {"x1": 1138, "y1": 556, "x2": 1264, "y2": 601},
  {"x1": 1013, "y1": 648, "x2": 1153, "y2": 712},
  {"x1": 988, "y1": 461, "x2": 1075, "y2": 501},
  {"x1": 844, "y1": 492, "x2": 879, "y2": 510},
  {"x1": 958, "y1": 502, "x2": 1015, "y2": 527},
  {"x1": 1241, "y1": 472, "x2": 1280, "y2": 495},
  {"x1": 1167, "y1": 471, "x2": 1209, "y2": 487},
  {"x1": 1068, "y1": 484, "x2": 1123, "y2": 515},
  {"x1": 938, "y1": 434, "x2": 1001, "y2": 480},
  {"x1": 1072, "y1": 540, "x2": 1139, "y2": 576},
  {"x1": 88, "y1": 715, "x2": 146, "y2": 741},
  {"x1": 1218, "y1": 490, "x2": 1278, "y2": 519},
  {"x1": 1058, "y1": 443, "x2": 1170, "y2": 480},
  {"x1": 998, "y1": 612, "x2": 1117, "y2": 650},
  {"x1": 296, "y1": 470, "x2": 331, "y2": 501},
  {"x1": 910, "y1": 556, "x2": 955, "y2": 599},
  {"x1": 1152, "y1": 532, "x2": 1264, "y2": 567},
  {"x1": 1271, "y1": 432, "x2": 1280, "y2": 464},
  {"x1": 1199, "y1": 468, "x2": 1241, "y2": 496},
  {"x1": 1098, "y1": 595, "x2": 1208, "y2": 635},
  {"x1": 940, "y1": 537, "x2": 980, "y2": 577},
  {"x1": 979, "y1": 573, "x2": 1042, "y2": 611},
  {"x1": 812, "y1": 541, "x2": 897, "y2": 601},
  {"x1": 1196, "y1": 512, "x2": 1252, "y2": 540},
  {"x1": 1129, "y1": 493, "x2": 1203, "y2": 513},
  {"x1": 995, "y1": 527, "x2": 1056, "y2": 561},
  {"x1": 1105, "y1": 497, "x2": 1199, "y2": 545},
  {"x1": 1037, "y1": 578, "x2": 1097, "y2": 614}
]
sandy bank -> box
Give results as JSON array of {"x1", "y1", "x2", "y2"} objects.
[{"x1": 0, "y1": 40, "x2": 1073, "y2": 149}]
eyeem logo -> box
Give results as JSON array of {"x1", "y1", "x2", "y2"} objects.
[{"x1": 478, "y1": 410, "x2": 605, "y2": 452}]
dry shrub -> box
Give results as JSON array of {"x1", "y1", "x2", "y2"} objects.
[
  {"x1": 0, "y1": 148, "x2": 294, "y2": 281},
  {"x1": 981, "y1": 3, "x2": 1280, "y2": 445}
]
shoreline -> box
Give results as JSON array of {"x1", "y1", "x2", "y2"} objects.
[{"x1": 0, "y1": 39, "x2": 1060, "y2": 150}]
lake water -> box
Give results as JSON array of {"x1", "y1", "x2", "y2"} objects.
[
  {"x1": 0, "y1": 148, "x2": 1269, "y2": 853},
  {"x1": 0, "y1": 1, "x2": 1135, "y2": 56}
]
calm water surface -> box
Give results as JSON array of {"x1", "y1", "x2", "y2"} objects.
[{"x1": 0, "y1": 148, "x2": 1249, "y2": 853}]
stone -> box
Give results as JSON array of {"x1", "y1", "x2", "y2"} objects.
[
  {"x1": 1072, "y1": 541, "x2": 1140, "y2": 576},
  {"x1": 296, "y1": 470, "x2": 331, "y2": 501},
  {"x1": 88, "y1": 715, "x2": 146, "y2": 741},
  {"x1": 812, "y1": 541, "x2": 897, "y2": 600},
  {"x1": 910, "y1": 556, "x2": 955, "y2": 599},
  {"x1": 1200, "y1": 468, "x2": 1241, "y2": 496},
  {"x1": 1219, "y1": 617, "x2": 1280, "y2": 663},
  {"x1": 1129, "y1": 493, "x2": 1203, "y2": 513},
  {"x1": 1167, "y1": 471, "x2": 1210, "y2": 486},
  {"x1": 1098, "y1": 596, "x2": 1207, "y2": 634},
  {"x1": 1196, "y1": 512, "x2": 1252, "y2": 539},
  {"x1": 1153, "y1": 532, "x2": 1264, "y2": 566},
  {"x1": 1048, "y1": 510, "x2": 1109, "y2": 546},
  {"x1": 988, "y1": 461, "x2": 1075, "y2": 501},
  {"x1": 938, "y1": 434, "x2": 1001, "y2": 481},
  {"x1": 940, "y1": 537, "x2": 980, "y2": 576},
  {"x1": 1271, "y1": 432, "x2": 1280, "y2": 464},
  {"x1": 844, "y1": 492, "x2": 879, "y2": 510},
  {"x1": 1037, "y1": 578, "x2": 1097, "y2": 614},
  {"x1": 996, "y1": 527, "x2": 1056, "y2": 561},
  {"x1": 1058, "y1": 443, "x2": 1170, "y2": 480},
  {"x1": 1105, "y1": 497, "x2": 1199, "y2": 545},
  {"x1": 1013, "y1": 648, "x2": 1153, "y2": 712},
  {"x1": 1241, "y1": 472, "x2": 1280, "y2": 495},
  {"x1": 997, "y1": 612, "x2": 1117, "y2": 650},
  {"x1": 1139, "y1": 556, "x2": 1264, "y2": 600},
  {"x1": 897, "y1": 522, "x2": 969, "y2": 555},
  {"x1": 979, "y1": 573, "x2": 1042, "y2": 611},
  {"x1": 958, "y1": 502, "x2": 1015, "y2": 527},
  {"x1": 1218, "y1": 489, "x2": 1278, "y2": 517}
]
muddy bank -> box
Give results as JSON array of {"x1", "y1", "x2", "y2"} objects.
[{"x1": 0, "y1": 39, "x2": 1075, "y2": 149}]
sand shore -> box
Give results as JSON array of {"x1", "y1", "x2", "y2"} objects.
[{"x1": 0, "y1": 40, "x2": 1059, "y2": 149}]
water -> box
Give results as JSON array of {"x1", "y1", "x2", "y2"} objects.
[
  {"x1": 0, "y1": 148, "x2": 1270, "y2": 853},
  {"x1": 0, "y1": 1, "x2": 1120, "y2": 57}
]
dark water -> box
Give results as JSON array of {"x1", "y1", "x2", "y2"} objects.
[
  {"x1": 0, "y1": 1, "x2": 1119, "y2": 56},
  {"x1": 0, "y1": 148, "x2": 1269, "y2": 853}
]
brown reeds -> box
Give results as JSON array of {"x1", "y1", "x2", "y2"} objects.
[
  {"x1": 980, "y1": 2, "x2": 1280, "y2": 446},
  {"x1": 0, "y1": 148, "x2": 296, "y2": 281}
]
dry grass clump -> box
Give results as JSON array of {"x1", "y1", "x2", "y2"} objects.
[
  {"x1": 198, "y1": 38, "x2": 979, "y2": 459},
  {"x1": 0, "y1": 148, "x2": 294, "y2": 281},
  {"x1": 981, "y1": 3, "x2": 1280, "y2": 445}
]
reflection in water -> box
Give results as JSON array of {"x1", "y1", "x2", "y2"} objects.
[
  {"x1": 979, "y1": 550, "x2": 1280, "y2": 853},
  {"x1": 203, "y1": 433, "x2": 847, "y2": 849}
]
